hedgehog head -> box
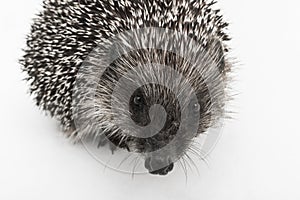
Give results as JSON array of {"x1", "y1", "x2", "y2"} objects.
[{"x1": 72, "y1": 28, "x2": 227, "y2": 175}]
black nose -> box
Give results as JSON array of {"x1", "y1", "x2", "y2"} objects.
[{"x1": 144, "y1": 157, "x2": 174, "y2": 176}]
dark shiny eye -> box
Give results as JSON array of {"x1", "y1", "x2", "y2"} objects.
[
  {"x1": 193, "y1": 103, "x2": 200, "y2": 113},
  {"x1": 133, "y1": 96, "x2": 142, "y2": 105}
]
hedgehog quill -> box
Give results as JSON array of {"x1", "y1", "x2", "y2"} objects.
[{"x1": 21, "y1": 0, "x2": 232, "y2": 176}]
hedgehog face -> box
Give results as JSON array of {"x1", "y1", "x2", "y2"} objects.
[
  {"x1": 128, "y1": 84, "x2": 203, "y2": 175},
  {"x1": 103, "y1": 73, "x2": 210, "y2": 175},
  {"x1": 91, "y1": 48, "x2": 219, "y2": 175}
]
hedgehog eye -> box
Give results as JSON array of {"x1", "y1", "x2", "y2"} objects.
[
  {"x1": 133, "y1": 96, "x2": 143, "y2": 105},
  {"x1": 192, "y1": 103, "x2": 200, "y2": 113}
]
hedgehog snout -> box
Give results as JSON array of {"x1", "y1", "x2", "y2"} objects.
[{"x1": 144, "y1": 156, "x2": 174, "y2": 176}]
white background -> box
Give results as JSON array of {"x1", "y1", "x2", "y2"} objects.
[{"x1": 1, "y1": 0, "x2": 300, "y2": 199}]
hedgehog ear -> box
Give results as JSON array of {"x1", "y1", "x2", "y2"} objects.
[{"x1": 208, "y1": 38, "x2": 226, "y2": 73}]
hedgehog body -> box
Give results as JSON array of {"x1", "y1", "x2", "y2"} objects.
[{"x1": 22, "y1": 0, "x2": 231, "y2": 175}]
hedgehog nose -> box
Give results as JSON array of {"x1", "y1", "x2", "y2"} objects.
[{"x1": 144, "y1": 157, "x2": 174, "y2": 175}]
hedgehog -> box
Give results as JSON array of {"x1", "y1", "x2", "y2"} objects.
[{"x1": 21, "y1": 0, "x2": 232, "y2": 176}]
